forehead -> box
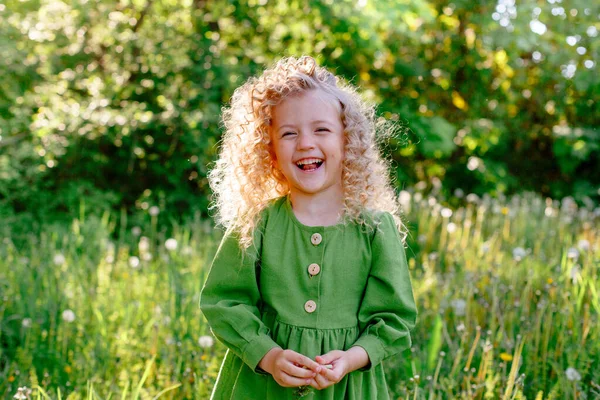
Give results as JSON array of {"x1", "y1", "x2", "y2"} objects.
[{"x1": 270, "y1": 89, "x2": 342, "y2": 125}]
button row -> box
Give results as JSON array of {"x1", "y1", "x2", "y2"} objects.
[{"x1": 305, "y1": 232, "x2": 322, "y2": 313}]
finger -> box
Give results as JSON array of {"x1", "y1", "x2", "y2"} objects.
[
  {"x1": 281, "y1": 362, "x2": 317, "y2": 379},
  {"x1": 279, "y1": 371, "x2": 313, "y2": 388},
  {"x1": 317, "y1": 364, "x2": 338, "y2": 381},
  {"x1": 316, "y1": 351, "x2": 341, "y2": 365},
  {"x1": 312, "y1": 371, "x2": 331, "y2": 389},
  {"x1": 288, "y1": 352, "x2": 322, "y2": 373},
  {"x1": 315, "y1": 354, "x2": 332, "y2": 365},
  {"x1": 308, "y1": 378, "x2": 321, "y2": 390}
]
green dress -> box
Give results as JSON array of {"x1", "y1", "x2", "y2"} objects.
[{"x1": 200, "y1": 196, "x2": 417, "y2": 399}]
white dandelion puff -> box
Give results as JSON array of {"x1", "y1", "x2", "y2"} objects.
[
  {"x1": 451, "y1": 299, "x2": 467, "y2": 316},
  {"x1": 22, "y1": 318, "x2": 32, "y2": 328},
  {"x1": 567, "y1": 247, "x2": 579, "y2": 259},
  {"x1": 446, "y1": 222, "x2": 457, "y2": 233},
  {"x1": 441, "y1": 207, "x2": 453, "y2": 218},
  {"x1": 132, "y1": 226, "x2": 142, "y2": 237},
  {"x1": 577, "y1": 239, "x2": 590, "y2": 251},
  {"x1": 62, "y1": 309, "x2": 76, "y2": 323},
  {"x1": 466, "y1": 193, "x2": 480, "y2": 203},
  {"x1": 198, "y1": 335, "x2": 215, "y2": 348},
  {"x1": 512, "y1": 247, "x2": 527, "y2": 261},
  {"x1": 13, "y1": 387, "x2": 32, "y2": 400},
  {"x1": 53, "y1": 253, "x2": 66, "y2": 266},
  {"x1": 149, "y1": 206, "x2": 160, "y2": 216},
  {"x1": 139, "y1": 236, "x2": 150, "y2": 252},
  {"x1": 565, "y1": 367, "x2": 581, "y2": 381},
  {"x1": 129, "y1": 256, "x2": 140, "y2": 269},
  {"x1": 165, "y1": 238, "x2": 178, "y2": 251}
]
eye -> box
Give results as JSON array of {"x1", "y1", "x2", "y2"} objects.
[
  {"x1": 282, "y1": 131, "x2": 296, "y2": 137},
  {"x1": 316, "y1": 128, "x2": 330, "y2": 132}
]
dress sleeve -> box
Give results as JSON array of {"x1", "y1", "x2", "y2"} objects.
[
  {"x1": 199, "y1": 221, "x2": 280, "y2": 374},
  {"x1": 351, "y1": 212, "x2": 418, "y2": 371}
]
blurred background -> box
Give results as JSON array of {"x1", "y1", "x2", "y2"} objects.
[
  {"x1": 1, "y1": 0, "x2": 598, "y2": 234},
  {"x1": 1, "y1": 0, "x2": 598, "y2": 399}
]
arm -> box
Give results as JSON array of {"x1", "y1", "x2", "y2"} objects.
[
  {"x1": 199, "y1": 225, "x2": 280, "y2": 374},
  {"x1": 351, "y1": 212, "x2": 418, "y2": 371}
]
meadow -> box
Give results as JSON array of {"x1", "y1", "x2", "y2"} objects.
[{"x1": 1, "y1": 190, "x2": 598, "y2": 399}]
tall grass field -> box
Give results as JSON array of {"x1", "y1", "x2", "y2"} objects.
[{"x1": 1, "y1": 191, "x2": 598, "y2": 399}]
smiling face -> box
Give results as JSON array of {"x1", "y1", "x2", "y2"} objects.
[{"x1": 269, "y1": 89, "x2": 345, "y2": 201}]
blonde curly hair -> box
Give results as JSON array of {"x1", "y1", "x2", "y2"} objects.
[{"x1": 208, "y1": 56, "x2": 407, "y2": 249}]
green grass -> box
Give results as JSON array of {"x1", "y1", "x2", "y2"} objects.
[{"x1": 1, "y1": 191, "x2": 598, "y2": 399}]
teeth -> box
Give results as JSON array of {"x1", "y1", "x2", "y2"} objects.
[{"x1": 296, "y1": 158, "x2": 323, "y2": 166}]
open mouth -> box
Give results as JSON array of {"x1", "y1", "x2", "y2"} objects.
[{"x1": 295, "y1": 158, "x2": 324, "y2": 171}]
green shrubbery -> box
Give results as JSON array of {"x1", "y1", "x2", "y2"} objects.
[{"x1": 1, "y1": 0, "x2": 598, "y2": 234}]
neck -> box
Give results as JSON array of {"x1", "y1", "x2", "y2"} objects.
[{"x1": 288, "y1": 186, "x2": 344, "y2": 226}]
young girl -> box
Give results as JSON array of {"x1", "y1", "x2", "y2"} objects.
[{"x1": 200, "y1": 56, "x2": 417, "y2": 399}]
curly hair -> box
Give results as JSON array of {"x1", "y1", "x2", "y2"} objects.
[{"x1": 208, "y1": 56, "x2": 407, "y2": 249}]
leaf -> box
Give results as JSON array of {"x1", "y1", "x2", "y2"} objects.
[
  {"x1": 427, "y1": 314, "x2": 443, "y2": 371},
  {"x1": 417, "y1": 116, "x2": 457, "y2": 158}
]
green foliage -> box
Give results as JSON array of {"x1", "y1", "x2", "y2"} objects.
[{"x1": 0, "y1": 0, "x2": 598, "y2": 230}]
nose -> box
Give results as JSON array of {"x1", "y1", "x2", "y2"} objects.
[{"x1": 296, "y1": 131, "x2": 315, "y2": 150}]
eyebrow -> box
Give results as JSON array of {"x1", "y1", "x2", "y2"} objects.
[{"x1": 277, "y1": 120, "x2": 335, "y2": 130}]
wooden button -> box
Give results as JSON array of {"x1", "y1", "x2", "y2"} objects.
[
  {"x1": 311, "y1": 233, "x2": 322, "y2": 246},
  {"x1": 308, "y1": 263, "x2": 321, "y2": 276},
  {"x1": 304, "y1": 300, "x2": 317, "y2": 313}
]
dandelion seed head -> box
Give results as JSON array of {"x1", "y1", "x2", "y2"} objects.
[
  {"x1": 165, "y1": 238, "x2": 178, "y2": 251},
  {"x1": 22, "y1": 318, "x2": 32, "y2": 328},
  {"x1": 149, "y1": 206, "x2": 160, "y2": 216},
  {"x1": 129, "y1": 256, "x2": 140, "y2": 269},
  {"x1": 466, "y1": 193, "x2": 480, "y2": 203},
  {"x1": 565, "y1": 367, "x2": 581, "y2": 381},
  {"x1": 447, "y1": 222, "x2": 457, "y2": 233},
  {"x1": 567, "y1": 247, "x2": 579, "y2": 259},
  {"x1": 198, "y1": 335, "x2": 214, "y2": 348},
  {"x1": 577, "y1": 239, "x2": 590, "y2": 251},
  {"x1": 139, "y1": 236, "x2": 150, "y2": 252},
  {"x1": 53, "y1": 253, "x2": 66, "y2": 266},
  {"x1": 441, "y1": 207, "x2": 453, "y2": 218},
  {"x1": 451, "y1": 299, "x2": 467, "y2": 316},
  {"x1": 62, "y1": 309, "x2": 75, "y2": 323},
  {"x1": 132, "y1": 226, "x2": 142, "y2": 236},
  {"x1": 512, "y1": 247, "x2": 527, "y2": 261}
]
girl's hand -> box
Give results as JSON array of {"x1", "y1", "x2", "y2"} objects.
[
  {"x1": 308, "y1": 350, "x2": 350, "y2": 390},
  {"x1": 258, "y1": 348, "x2": 322, "y2": 388}
]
